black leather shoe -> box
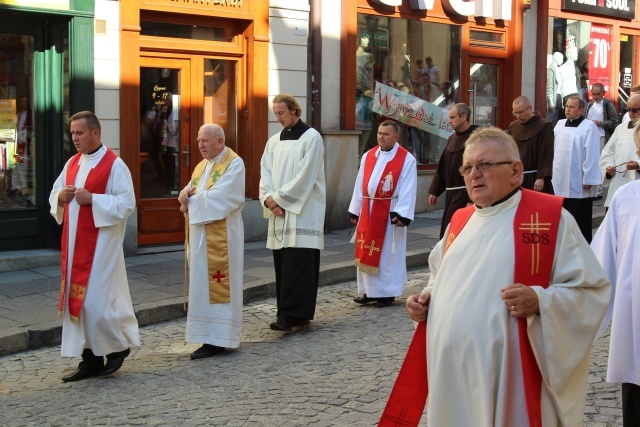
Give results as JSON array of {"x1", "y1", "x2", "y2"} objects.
[
  {"x1": 353, "y1": 294, "x2": 376, "y2": 305},
  {"x1": 290, "y1": 319, "x2": 310, "y2": 327},
  {"x1": 62, "y1": 350, "x2": 104, "y2": 382},
  {"x1": 374, "y1": 297, "x2": 395, "y2": 307},
  {"x1": 270, "y1": 317, "x2": 293, "y2": 332},
  {"x1": 62, "y1": 366, "x2": 102, "y2": 383},
  {"x1": 98, "y1": 348, "x2": 130, "y2": 376},
  {"x1": 190, "y1": 344, "x2": 225, "y2": 360}
]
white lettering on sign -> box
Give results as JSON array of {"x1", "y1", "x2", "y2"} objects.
[
  {"x1": 605, "y1": 0, "x2": 630, "y2": 11},
  {"x1": 370, "y1": 0, "x2": 512, "y2": 20}
]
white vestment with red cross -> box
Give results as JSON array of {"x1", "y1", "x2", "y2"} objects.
[{"x1": 184, "y1": 150, "x2": 245, "y2": 349}]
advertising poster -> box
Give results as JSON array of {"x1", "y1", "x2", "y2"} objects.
[{"x1": 588, "y1": 24, "x2": 612, "y2": 99}]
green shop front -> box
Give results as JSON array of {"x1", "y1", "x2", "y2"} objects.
[{"x1": 0, "y1": 0, "x2": 94, "y2": 251}]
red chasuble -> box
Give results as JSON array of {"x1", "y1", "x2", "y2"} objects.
[
  {"x1": 379, "y1": 189, "x2": 563, "y2": 427},
  {"x1": 58, "y1": 149, "x2": 117, "y2": 322},
  {"x1": 355, "y1": 145, "x2": 409, "y2": 275}
]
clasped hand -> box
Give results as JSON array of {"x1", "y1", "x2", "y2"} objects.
[
  {"x1": 265, "y1": 196, "x2": 285, "y2": 217},
  {"x1": 59, "y1": 185, "x2": 92, "y2": 205},
  {"x1": 501, "y1": 283, "x2": 539, "y2": 318},
  {"x1": 178, "y1": 187, "x2": 195, "y2": 213}
]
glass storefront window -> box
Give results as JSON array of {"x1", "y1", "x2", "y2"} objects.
[
  {"x1": 618, "y1": 34, "x2": 635, "y2": 118},
  {"x1": 545, "y1": 18, "x2": 612, "y2": 125},
  {"x1": 140, "y1": 68, "x2": 182, "y2": 199},
  {"x1": 203, "y1": 58, "x2": 237, "y2": 153},
  {"x1": 0, "y1": 34, "x2": 35, "y2": 209},
  {"x1": 356, "y1": 14, "x2": 461, "y2": 165}
]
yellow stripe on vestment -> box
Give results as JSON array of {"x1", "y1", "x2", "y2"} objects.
[{"x1": 188, "y1": 148, "x2": 238, "y2": 304}]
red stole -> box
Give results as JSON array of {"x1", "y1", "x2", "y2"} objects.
[
  {"x1": 355, "y1": 145, "x2": 408, "y2": 275},
  {"x1": 379, "y1": 189, "x2": 563, "y2": 427},
  {"x1": 58, "y1": 148, "x2": 118, "y2": 322}
]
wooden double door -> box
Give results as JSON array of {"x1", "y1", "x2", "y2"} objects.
[{"x1": 137, "y1": 54, "x2": 239, "y2": 246}]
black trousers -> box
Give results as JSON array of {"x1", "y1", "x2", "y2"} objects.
[
  {"x1": 273, "y1": 247, "x2": 320, "y2": 321},
  {"x1": 622, "y1": 383, "x2": 640, "y2": 426},
  {"x1": 562, "y1": 197, "x2": 593, "y2": 243}
]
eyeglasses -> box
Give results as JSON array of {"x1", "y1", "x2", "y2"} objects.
[
  {"x1": 628, "y1": 107, "x2": 640, "y2": 114},
  {"x1": 511, "y1": 106, "x2": 531, "y2": 116},
  {"x1": 612, "y1": 162, "x2": 632, "y2": 177},
  {"x1": 459, "y1": 161, "x2": 514, "y2": 176}
]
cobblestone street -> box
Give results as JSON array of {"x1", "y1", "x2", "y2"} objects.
[{"x1": 0, "y1": 269, "x2": 621, "y2": 426}]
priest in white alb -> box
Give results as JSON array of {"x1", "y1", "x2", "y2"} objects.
[
  {"x1": 552, "y1": 95, "x2": 601, "y2": 243},
  {"x1": 599, "y1": 94, "x2": 640, "y2": 210},
  {"x1": 259, "y1": 94, "x2": 326, "y2": 333},
  {"x1": 50, "y1": 111, "x2": 139, "y2": 383},
  {"x1": 349, "y1": 120, "x2": 417, "y2": 307},
  {"x1": 380, "y1": 127, "x2": 610, "y2": 427},
  {"x1": 591, "y1": 124, "x2": 640, "y2": 427},
  {"x1": 179, "y1": 123, "x2": 245, "y2": 360}
]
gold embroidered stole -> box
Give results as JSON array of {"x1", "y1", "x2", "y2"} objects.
[{"x1": 188, "y1": 148, "x2": 238, "y2": 304}]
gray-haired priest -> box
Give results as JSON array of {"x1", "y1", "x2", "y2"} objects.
[{"x1": 179, "y1": 123, "x2": 245, "y2": 360}]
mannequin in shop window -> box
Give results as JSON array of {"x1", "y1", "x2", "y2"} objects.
[
  {"x1": 546, "y1": 52, "x2": 564, "y2": 123},
  {"x1": 356, "y1": 35, "x2": 375, "y2": 129},
  {"x1": 15, "y1": 96, "x2": 31, "y2": 163},
  {"x1": 559, "y1": 46, "x2": 580, "y2": 104}
]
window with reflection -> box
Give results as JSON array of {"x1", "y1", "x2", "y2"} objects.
[
  {"x1": 545, "y1": 18, "x2": 611, "y2": 125},
  {"x1": 619, "y1": 34, "x2": 636, "y2": 118},
  {"x1": 355, "y1": 14, "x2": 461, "y2": 165},
  {"x1": 0, "y1": 34, "x2": 35, "y2": 209},
  {"x1": 203, "y1": 59, "x2": 237, "y2": 153},
  {"x1": 140, "y1": 68, "x2": 181, "y2": 199}
]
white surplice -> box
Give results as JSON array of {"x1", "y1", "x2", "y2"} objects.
[
  {"x1": 348, "y1": 144, "x2": 417, "y2": 297},
  {"x1": 424, "y1": 191, "x2": 610, "y2": 427},
  {"x1": 553, "y1": 119, "x2": 602, "y2": 198},
  {"x1": 599, "y1": 122, "x2": 640, "y2": 207},
  {"x1": 49, "y1": 146, "x2": 139, "y2": 357},
  {"x1": 184, "y1": 150, "x2": 245, "y2": 348},
  {"x1": 259, "y1": 129, "x2": 326, "y2": 250},
  {"x1": 592, "y1": 180, "x2": 640, "y2": 386}
]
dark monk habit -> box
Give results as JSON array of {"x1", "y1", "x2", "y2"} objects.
[
  {"x1": 509, "y1": 112, "x2": 555, "y2": 194},
  {"x1": 429, "y1": 124, "x2": 478, "y2": 239}
]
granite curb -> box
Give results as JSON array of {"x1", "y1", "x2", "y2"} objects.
[{"x1": 0, "y1": 249, "x2": 431, "y2": 357}]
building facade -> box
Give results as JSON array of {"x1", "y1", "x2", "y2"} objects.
[
  {"x1": 537, "y1": 0, "x2": 639, "y2": 124},
  {"x1": 0, "y1": 0, "x2": 95, "y2": 252},
  {"x1": 1, "y1": 0, "x2": 638, "y2": 257}
]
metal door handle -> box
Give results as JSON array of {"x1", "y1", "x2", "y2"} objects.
[{"x1": 182, "y1": 145, "x2": 190, "y2": 167}]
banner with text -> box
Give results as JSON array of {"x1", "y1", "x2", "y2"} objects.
[
  {"x1": 372, "y1": 83, "x2": 453, "y2": 139},
  {"x1": 588, "y1": 24, "x2": 612, "y2": 100}
]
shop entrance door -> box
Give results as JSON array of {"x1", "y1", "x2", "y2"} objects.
[
  {"x1": 469, "y1": 58, "x2": 505, "y2": 128},
  {"x1": 137, "y1": 55, "x2": 239, "y2": 246},
  {"x1": 138, "y1": 56, "x2": 191, "y2": 246}
]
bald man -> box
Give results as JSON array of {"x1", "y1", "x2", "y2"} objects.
[{"x1": 509, "y1": 96, "x2": 554, "y2": 194}]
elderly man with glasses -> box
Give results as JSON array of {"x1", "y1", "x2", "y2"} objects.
[
  {"x1": 552, "y1": 95, "x2": 601, "y2": 243},
  {"x1": 508, "y1": 96, "x2": 554, "y2": 194},
  {"x1": 380, "y1": 127, "x2": 610, "y2": 427},
  {"x1": 599, "y1": 94, "x2": 640, "y2": 211}
]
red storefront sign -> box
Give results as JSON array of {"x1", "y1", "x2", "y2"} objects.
[{"x1": 588, "y1": 24, "x2": 612, "y2": 100}]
